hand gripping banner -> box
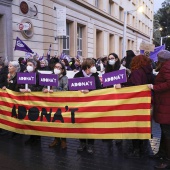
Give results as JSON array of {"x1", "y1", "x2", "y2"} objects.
[{"x1": 0, "y1": 85, "x2": 151, "y2": 139}]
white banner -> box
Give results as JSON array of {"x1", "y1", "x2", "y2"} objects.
[{"x1": 56, "y1": 8, "x2": 66, "y2": 36}]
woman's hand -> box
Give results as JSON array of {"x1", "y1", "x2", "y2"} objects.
[
  {"x1": 43, "y1": 89, "x2": 53, "y2": 93},
  {"x1": 2, "y1": 86, "x2": 6, "y2": 90},
  {"x1": 81, "y1": 90, "x2": 89, "y2": 94},
  {"x1": 20, "y1": 89, "x2": 31, "y2": 93},
  {"x1": 114, "y1": 84, "x2": 121, "y2": 89},
  {"x1": 148, "y1": 84, "x2": 153, "y2": 90}
]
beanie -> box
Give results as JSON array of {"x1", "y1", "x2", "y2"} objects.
[{"x1": 158, "y1": 50, "x2": 170, "y2": 62}]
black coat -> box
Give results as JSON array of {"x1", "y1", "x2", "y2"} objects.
[{"x1": 74, "y1": 70, "x2": 102, "y2": 90}]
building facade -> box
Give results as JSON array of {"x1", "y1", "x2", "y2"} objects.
[{"x1": 0, "y1": 0, "x2": 154, "y2": 60}]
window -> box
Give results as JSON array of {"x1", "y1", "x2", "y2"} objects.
[
  {"x1": 108, "y1": 0, "x2": 114, "y2": 16},
  {"x1": 77, "y1": 26, "x2": 83, "y2": 56},
  {"x1": 95, "y1": 0, "x2": 98, "y2": 7},
  {"x1": 119, "y1": 7, "x2": 124, "y2": 21},
  {"x1": 63, "y1": 23, "x2": 70, "y2": 55}
]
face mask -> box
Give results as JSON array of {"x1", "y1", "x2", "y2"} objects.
[
  {"x1": 54, "y1": 68, "x2": 61, "y2": 75},
  {"x1": 90, "y1": 66, "x2": 97, "y2": 73},
  {"x1": 109, "y1": 59, "x2": 115, "y2": 65},
  {"x1": 26, "y1": 65, "x2": 33, "y2": 72}
]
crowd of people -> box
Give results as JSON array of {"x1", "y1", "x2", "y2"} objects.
[{"x1": 0, "y1": 49, "x2": 170, "y2": 169}]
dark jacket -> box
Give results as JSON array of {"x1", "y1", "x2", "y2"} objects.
[
  {"x1": 126, "y1": 65, "x2": 154, "y2": 86},
  {"x1": 74, "y1": 70, "x2": 102, "y2": 90},
  {"x1": 5, "y1": 74, "x2": 20, "y2": 92},
  {"x1": 153, "y1": 60, "x2": 170, "y2": 124}
]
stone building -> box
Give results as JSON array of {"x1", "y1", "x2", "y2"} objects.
[{"x1": 0, "y1": 0, "x2": 154, "y2": 60}]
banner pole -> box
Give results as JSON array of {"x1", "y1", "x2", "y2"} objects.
[{"x1": 25, "y1": 84, "x2": 28, "y2": 90}]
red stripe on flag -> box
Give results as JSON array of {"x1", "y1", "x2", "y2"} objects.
[
  {"x1": 0, "y1": 118, "x2": 151, "y2": 134},
  {"x1": 0, "y1": 91, "x2": 151, "y2": 103}
]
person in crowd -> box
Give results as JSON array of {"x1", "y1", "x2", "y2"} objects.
[
  {"x1": 63, "y1": 58, "x2": 72, "y2": 70},
  {"x1": 49, "y1": 57, "x2": 59, "y2": 70},
  {"x1": 105, "y1": 53, "x2": 125, "y2": 74},
  {"x1": 74, "y1": 58, "x2": 102, "y2": 154},
  {"x1": 2, "y1": 61, "x2": 20, "y2": 92},
  {"x1": 125, "y1": 50, "x2": 136, "y2": 69},
  {"x1": 101, "y1": 56, "x2": 107, "y2": 69},
  {"x1": 19, "y1": 59, "x2": 44, "y2": 145},
  {"x1": 0, "y1": 61, "x2": 20, "y2": 136},
  {"x1": 18, "y1": 57, "x2": 26, "y2": 72},
  {"x1": 148, "y1": 50, "x2": 170, "y2": 169},
  {"x1": 122, "y1": 55, "x2": 154, "y2": 159},
  {"x1": 74, "y1": 58, "x2": 82, "y2": 71},
  {"x1": 104, "y1": 53, "x2": 125, "y2": 148},
  {"x1": 39, "y1": 59, "x2": 49, "y2": 70},
  {"x1": 43, "y1": 62, "x2": 68, "y2": 149}
]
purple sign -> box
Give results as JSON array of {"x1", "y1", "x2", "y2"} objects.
[
  {"x1": 68, "y1": 77, "x2": 96, "y2": 91},
  {"x1": 17, "y1": 73, "x2": 36, "y2": 84},
  {"x1": 102, "y1": 69, "x2": 127, "y2": 87},
  {"x1": 39, "y1": 74, "x2": 58, "y2": 86}
]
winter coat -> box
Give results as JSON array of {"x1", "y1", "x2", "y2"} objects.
[
  {"x1": 126, "y1": 65, "x2": 154, "y2": 86},
  {"x1": 153, "y1": 60, "x2": 170, "y2": 124}
]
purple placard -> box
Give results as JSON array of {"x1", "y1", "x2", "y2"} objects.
[
  {"x1": 39, "y1": 74, "x2": 58, "y2": 86},
  {"x1": 17, "y1": 73, "x2": 36, "y2": 84},
  {"x1": 68, "y1": 77, "x2": 96, "y2": 91},
  {"x1": 102, "y1": 69, "x2": 127, "y2": 87}
]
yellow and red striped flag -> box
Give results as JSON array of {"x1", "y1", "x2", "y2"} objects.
[{"x1": 0, "y1": 85, "x2": 151, "y2": 139}]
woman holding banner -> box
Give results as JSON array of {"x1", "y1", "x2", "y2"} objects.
[
  {"x1": 19, "y1": 59, "x2": 44, "y2": 145},
  {"x1": 104, "y1": 53, "x2": 125, "y2": 148},
  {"x1": 43, "y1": 62, "x2": 68, "y2": 149},
  {"x1": 1, "y1": 61, "x2": 20, "y2": 136},
  {"x1": 122, "y1": 55, "x2": 154, "y2": 159},
  {"x1": 148, "y1": 50, "x2": 170, "y2": 169},
  {"x1": 74, "y1": 58, "x2": 101, "y2": 154}
]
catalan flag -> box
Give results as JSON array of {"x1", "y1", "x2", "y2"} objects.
[{"x1": 0, "y1": 85, "x2": 151, "y2": 139}]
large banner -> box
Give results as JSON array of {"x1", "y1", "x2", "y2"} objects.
[{"x1": 0, "y1": 85, "x2": 151, "y2": 139}]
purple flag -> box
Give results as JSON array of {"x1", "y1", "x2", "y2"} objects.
[
  {"x1": 17, "y1": 73, "x2": 36, "y2": 84},
  {"x1": 102, "y1": 69, "x2": 127, "y2": 87},
  {"x1": 14, "y1": 37, "x2": 34, "y2": 54},
  {"x1": 39, "y1": 74, "x2": 58, "y2": 86},
  {"x1": 68, "y1": 77, "x2": 96, "y2": 91},
  {"x1": 140, "y1": 45, "x2": 165, "y2": 62}
]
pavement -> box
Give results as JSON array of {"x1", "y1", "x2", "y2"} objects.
[{"x1": 0, "y1": 120, "x2": 161, "y2": 170}]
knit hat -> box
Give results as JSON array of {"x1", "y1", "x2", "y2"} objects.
[{"x1": 157, "y1": 50, "x2": 170, "y2": 62}]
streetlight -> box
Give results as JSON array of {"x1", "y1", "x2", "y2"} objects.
[{"x1": 122, "y1": 6, "x2": 143, "y2": 58}]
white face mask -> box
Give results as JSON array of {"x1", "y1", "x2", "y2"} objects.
[
  {"x1": 90, "y1": 66, "x2": 97, "y2": 73},
  {"x1": 54, "y1": 68, "x2": 61, "y2": 75},
  {"x1": 27, "y1": 65, "x2": 34, "y2": 72},
  {"x1": 109, "y1": 59, "x2": 116, "y2": 65}
]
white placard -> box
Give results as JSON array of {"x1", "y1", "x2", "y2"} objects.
[{"x1": 56, "y1": 8, "x2": 66, "y2": 36}]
